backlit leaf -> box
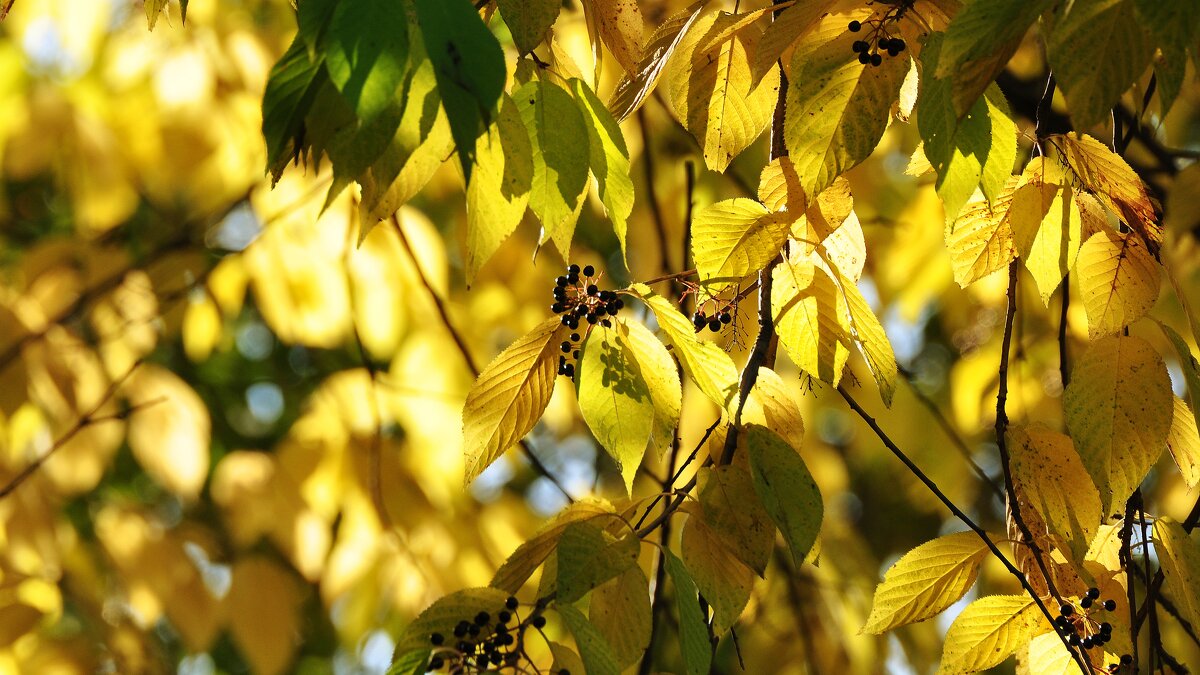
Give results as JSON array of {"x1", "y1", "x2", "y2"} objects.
[
  {"x1": 1161, "y1": 322, "x2": 1200, "y2": 488},
  {"x1": 572, "y1": 78, "x2": 635, "y2": 263},
  {"x1": 591, "y1": 0, "x2": 645, "y2": 73},
  {"x1": 945, "y1": 178, "x2": 1019, "y2": 287},
  {"x1": 1064, "y1": 335, "x2": 1172, "y2": 513},
  {"x1": 609, "y1": 1, "x2": 708, "y2": 122},
  {"x1": 633, "y1": 286, "x2": 740, "y2": 409},
  {"x1": 262, "y1": 37, "x2": 328, "y2": 181},
  {"x1": 664, "y1": 551, "x2": 712, "y2": 675},
  {"x1": 681, "y1": 511, "x2": 754, "y2": 633},
  {"x1": 1074, "y1": 228, "x2": 1159, "y2": 339},
  {"x1": 1007, "y1": 425, "x2": 1101, "y2": 562},
  {"x1": 1008, "y1": 159, "x2": 1083, "y2": 305},
  {"x1": 1016, "y1": 632, "x2": 1076, "y2": 675},
  {"x1": 462, "y1": 317, "x2": 564, "y2": 485},
  {"x1": 558, "y1": 602, "x2": 622, "y2": 675},
  {"x1": 491, "y1": 499, "x2": 617, "y2": 593},
  {"x1": 745, "y1": 424, "x2": 823, "y2": 567},
  {"x1": 742, "y1": 367, "x2": 806, "y2": 452},
  {"x1": 393, "y1": 587, "x2": 510, "y2": 660},
  {"x1": 697, "y1": 465, "x2": 776, "y2": 576},
  {"x1": 126, "y1": 365, "x2": 211, "y2": 500},
  {"x1": 555, "y1": 522, "x2": 640, "y2": 603},
  {"x1": 827, "y1": 260, "x2": 897, "y2": 406},
  {"x1": 465, "y1": 94, "x2": 533, "y2": 281},
  {"x1": 758, "y1": 155, "x2": 807, "y2": 213},
  {"x1": 622, "y1": 319, "x2": 682, "y2": 460},
  {"x1": 1167, "y1": 396, "x2": 1200, "y2": 489},
  {"x1": 937, "y1": 595, "x2": 1045, "y2": 675},
  {"x1": 497, "y1": 0, "x2": 560, "y2": 53},
  {"x1": 227, "y1": 558, "x2": 303, "y2": 675},
  {"x1": 325, "y1": 0, "x2": 409, "y2": 124},
  {"x1": 752, "y1": 0, "x2": 837, "y2": 85},
  {"x1": 1152, "y1": 518, "x2": 1200, "y2": 631},
  {"x1": 772, "y1": 254, "x2": 852, "y2": 386},
  {"x1": 692, "y1": 198, "x2": 793, "y2": 289},
  {"x1": 862, "y1": 531, "x2": 991, "y2": 634},
  {"x1": 589, "y1": 566, "x2": 652, "y2": 668}
]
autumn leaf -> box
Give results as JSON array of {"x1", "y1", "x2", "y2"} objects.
[
  {"x1": 745, "y1": 424, "x2": 823, "y2": 567},
  {"x1": 691, "y1": 197, "x2": 793, "y2": 289},
  {"x1": 609, "y1": 1, "x2": 708, "y2": 122},
  {"x1": 465, "y1": 94, "x2": 533, "y2": 281},
  {"x1": 589, "y1": 566, "x2": 652, "y2": 668},
  {"x1": 664, "y1": 551, "x2": 712, "y2": 675},
  {"x1": 1007, "y1": 425, "x2": 1101, "y2": 562},
  {"x1": 937, "y1": 595, "x2": 1047, "y2": 674},
  {"x1": 1074, "y1": 228, "x2": 1159, "y2": 338},
  {"x1": 945, "y1": 177, "x2": 1019, "y2": 287},
  {"x1": 772, "y1": 254, "x2": 852, "y2": 387},
  {"x1": 1152, "y1": 518, "x2": 1200, "y2": 632}
]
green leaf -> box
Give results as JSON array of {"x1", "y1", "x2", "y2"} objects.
[
  {"x1": 772, "y1": 254, "x2": 852, "y2": 386},
  {"x1": 555, "y1": 522, "x2": 640, "y2": 603},
  {"x1": 298, "y1": 0, "x2": 339, "y2": 53},
  {"x1": 937, "y1": 595, "x2": 1045, "y2": 674},
  {"x1": 386, "y1": 649, "x2": 430, "y2": 675},
  {"x1": 691, "y1": 198, "x2": 793, "y2": 290},
  {"x1": 1064, "y1": 335, "x2": 1173, "y2": 513},
  {"x1": 497, "y1": 0, "x2": 560, "y2": 53},
  {"x1": 862, "y1": 531, "x2": 992, "y2": 634},
  {"x1": 262, "y1": 37, "x2": 328, "y2": 182},
  {"x1": 696, "y1": 465, "x2": 776, "y2": 576},
  {"x1": 783, "y1": 12, "x2": 907, "y2": 198},
  {"x1": 589, "y1": 566, "x2": 652, "y2": 668},
  {"x1": 558, "y1": 603, "x2": 622, "y2": 675},
  {"x1": 1007, "y1": 425, "x2": 1101, "y2": 563},
  {"x1": 663, "y1": 551, "x2": 713, "y2": 675},
  {"x1": 1152, "y1": 518, "x2": 1200, "y2": 632},
  {"x1": 572, "y1": 78, "x2": 635, "y2": 264},
  {"x1": 576, "y1": 323, "x2": 656, "y2": 493},
  {"x1": 681, "y1": 510, "x2": 755, "y2": 634},
  {"x1": 515, "y1": 78, "x2": 591, "y2": 261},
  {"x1": 745, "y1": 424, "x2": 823, "y2": 566},
  {"x1": 548, "y1": 642, "x2": 587, "y2": 675},
  {"x1": 325, "y1": 0, "x2": 410, "y2": 124},
  {"x1": 919, "y1": 33, "x2": 1017, "y2": 222},
  {"x1": 462, "y1": 317, "x2": 564, "y2": 485},
  {"x1": 1047, "y1": 0, "x2": 1155, "y2": 130},
  {"x1": 465, "y1": 93, "x2": 534, "y2": 281},
  {"x1": 1134, "y1": 0, "x2": 1199, "y2": 114},
  {"x1": 491, "y1": 499, "x2": 617, "y2": 593},
  {"x1": 622, "y1": 319, "x2": 682, "y2": 460},
  {"x1": 414, "y1": 0, "x2": 506, "y2": 182},
  {"x1": 391, "y1": 588, "x2": 509, "y2": 663}
]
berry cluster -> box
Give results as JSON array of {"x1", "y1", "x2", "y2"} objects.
[
  {"x1": 558, "y1": 332, "x2": 582, "y2": 379},
  {"x1": 1052, "y1": 587, "x2": 1131, "y2": 669},
  {"x1": 551, "y1": 264, "x2": 624, "y2": 330},
  {"x1": 691, "y1": 308, "x2": 732, "y2": 333},
  {"x1": 425, "y1": 597, "x2": 568, "y2": 673},
  {"x1": 847, "y1": 19, "x2": 906, "y2": 67}
]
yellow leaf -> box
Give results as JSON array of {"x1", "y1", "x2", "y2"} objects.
[
  {"x1": 772, "y1": 255, "x2": 852, "y2": 386},
  {"x1": 589, "y1": 566, "x2": 652, "y2": 668},
  {"x1": 828, "y1": 260, "x2": 897, "y2": 406},
  {"x1": 752, "y1": 0, "x2": 838, "y2": 85},
  {"x1": 696, "y1": 465, "x2": 776, "y2": 576},
  {"x1": 182, "y1": 294, "x2": 221, "y2": 362},
  {"x1": 783, "y1": 10, "x2": 908, "y2": 198},
  {"x1": 466, "y1": 93, "x2": 533, "y2": 282},
  {"x1": 792, "y1": 176, "x2": 855, "y2": 254},
  {"x1": 632, "y1": 286, "x2": 740, "y2": 409},
  {"x1": 681, "y1": 513, "x2": 754, "y2": 633},
  {"x1": 945, "y1": 177, "x2": 1019, "y2": 287},
  {"x1": 1167, "y1": 396, "x2": 1200, "y2": 489},
  {"x1": 590, "y1": 0, "x2": 644, "y2": 73},
  {"x1": 1064, "y1": 335, "x2": 1172, "y2": 513},
  {"x1": 608, "y1": 1, "x2": 707, "y2": 122},
  {"x1": 692, "y1": 198, "x2": 793, "y2": 290},
  {"x1": 1051, "y1": 132, "x2": 1161, "y2": 254},
  {"x1": 462, "y1": 317, "x2": 565, "y2": 485},
  {"x1": 126, "y1": 365, "x2": 211, "y2": 500},
  {"x1": 1153, "y1": 518, "x2": 1200, "y2": 631},
  {"x1": 622, "y1": 319, "x2": 682, "y2": 460},
  {"x1": 663, "y1": 11, "x2": 781, "y2": 172},
  {"x1": 937, "y1": 595, "x2": 1046, "y2": 674},
  {"x1": 1016, "y1": 631, "x2": 1076, "y2": 675},
  {"x1": 818, "y1": 208, "x2": 867, "y2": 282},
  {"x1": 862, "y1": 531, "x2": 991, "y2": 634},
  {"x1": 742, "y1": 367, "x2": 805, "y2": 452},
  {"x1": 1075, "y1": 229, "x2": 1159, "y2": 339},
  {"x1": 227, "y1": 558, "x2": 303, "y2": 675},
  {"x1": 1010, "y1": 162, "x2": 1083, "y2": 305},
  {"x1": 491, "y1": 498, "x2": 617, "y2": 593},
  {"x1": 145, "y1": 0, "x2": 169, "y2": 29},
  {"x1": 1007, "y1": 425, "x2": 1101, "y2": 562},
  {"x1": 758, "y1": 155, "x2": 807, "y2": 213}
]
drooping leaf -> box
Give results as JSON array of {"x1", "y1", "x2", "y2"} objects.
[
  {"x1": 772, "y1": 253, "x2": 852, "y2": 386},
  {"x1": 696, "y1": 465, "x2": 776, "y2": 576},
  {"x1": 937, "y1": 595, "x2": 1046, "y2": 675},
  {"x1": 497, "y1": 0, "x2": 560, "y2": 54},
  {"x1": 745, "y1": 424, "x2": 823, "y2": 566},
  {"x1": 590, "y1": 0, "x2": 645, "y2": 73},
  {"x1": 1167, "y1": 396, "x2": 1200, "y2": 489},
  {"x1": 514, "y1": 78, "x2": 590, "y2": 260},
  {"x1": 414, "y1": 0, "x2": 506, "y2": 182},
  {"x1": 1046, "y1": 0, "x2": 1155, "y2": 130},
  {"x1": 1152, "y1": 518, "x2": 1200, "y2": 631},
  {"x1": 945, "y1": 177, "x2": 1019, "y2": 287},
  {"x1": 741, "y1": 367, "x2": 806, "y2": 452},
  {"x1": 621, "y1": 319, "x2": 682, "y2": 460},
  {"x1": 325, "y1": 0, "x2": 410, "y2": 124},
  {"x1": 557, "y1": 603, "x2": 622, "y2": 675},
  {"x1": 1063, "y1": 335, "x2": 1172, "y2": 513},
  {"x1": 555, "y1": 522, "x2": 640, "y2": 603},
  {"x1": 827, "y1": 260, "x2": 897, "y2": 406},
  {"x1": 576, "y1": 322, "x2": 657, "y2": 493},
  {"x1": 862, "y1": 531, "x2": 991, "y2": 634},
  {"x1": 262, "y1": 36, "x2": 329, "y2": 182},
  {"x1": 465, "y1": 94, "x2": 533, "y2": 281},
  {"x1": 609, "y1": 1, "x2": 709, "y2": 122},
  {"x1": 663, "y1": 551, "x2": 713, "y2": 675},
  {"x1": 1133, "y1": 0, "x2": 1200, "y2": 114},
  {"x1": 681, "y1": 511, "x2": 754, "y2": 634},
  {"x1": 462, "y1": 317, "x2": 564, "y2": 485},
  {"x1": 783, "y1": 11, "x2": 908, "y2": 198},
  {"x1": 145, "y1": 0, "x2": 169, "y2": 29},
  {"x1": 491, "y1": 499, "x2": 617, "y2": 593},
  {"x1": 1074, "y1": 228, "x2": 1159, "y2": 339},
  {"x1": 572, "y1": 78, "x2": 635, "y2": 263},
  {"x1": 1015, "y1": 632, "x2": 1077, "y2": 675},
  {"x1": 663, "y1": 11, "x2": 781, "y2": 172},
  {"x1": 1007, "y1": 425, "x2": 1101, "y2": 562},
  {"x1": 1160, "y1": 322, "x2": 1200, "y2": 488},
  {"x1": 1008, "y1": 160, "x2": 1083, "y2": 305},
  {"x1": 691, "y1": 198, "x2": 793, "y2": 289},
  {"x1": 751, "y1": 0, "x2": 838, "y2": 85},
  {"x1": 589, "y1": 566, "x2": 652, "y2": 668}
]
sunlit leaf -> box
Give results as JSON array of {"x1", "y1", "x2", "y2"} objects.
[
  {"x1": 827, "y1": 260, "x2": 897, "y2": 406},
  {"x1": 745, "y1": 424, "x2": 822, "y2": 567},
  {"x1": 227, "y1": 557, "x2": 303, "y2": 675},
  {"x1": 1007, "y1": 425, "x2": 1101, "y2": 562},
  {"x1": 937, "y1": 595, "x2": 1046, "y2": 675},
  {"x1": 622, "y1": 319, "x2": 682, "y2": 460},
  {"x1": 862, "y1": 531, "x2": 991, "y2": 634},
  {"x1": 608, "y1": 1, "x2": 708, "y2": 122},
  {"x1": 126, "y1": 365, "x2": 211, "y2": 500},
  {"x1": 589, "y1": 565, "x2": 652, "y2": 667},
  {"x1": 558, "y1": 602, "x2": 622, "y2": 675},
  {"x1": 590, "y1": 0, "x2": 644, "y2": 73},
  {"x1": 325, "y1": 0, "x2": 409, "y2": 124},
  {"x1": 1167, "y1": 396, "x2": 1200, "y2": 489},
  {"x1": 751, "y1": 0, "x2": 837, "y2": 85},
  {"x1": 465, "y1": 94, "x2": 533, "y2": 281},
  {"x1": 1152, "y1": 518, "x2": 1200, "y2": 631},
  {"x1": 1074, "y1": 228, "x2": 1159, "y2": 339},
  {"x1": 491, "y1": 499, "x2": 617, "y2": 593},
  {"x1": 1009, "y1": 160, "x2": 1083, "y2": 305},
  {"x1": 945, "y1": 177, "x2": 1019, "y2": 287},
  {"x1": 772, "y1": 254, "x2": 851, "y2": 386},
  {"x1": 681, "y1": 510, "x2": 754, "y2": 633},
  {"x1": 691, "y1": 198, "x2": 793, "y2": 289},
  {"x1": 572, "y1": 78, "x2": 635, "y2": 263},
  {"x1": 1161, "y1": 322, "x2": 1200, "y2": 488},
  {"x1": 633, "y1": 285, "x2": 740, "y2": 409}
]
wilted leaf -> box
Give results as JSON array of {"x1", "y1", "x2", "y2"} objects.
[
  {"x1": 591, "y1": 0, "x2": 644, "y2": 73},
  {"x1": 609, "y1": 1, "x2": 709, "y2": 122}
]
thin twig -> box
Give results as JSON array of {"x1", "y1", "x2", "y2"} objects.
[
  {"x1": 390, "y1": 215, "x2": 574, "y2": 502},
  {"x1": 638, "y1": 108, "x2": 672, "y2": 279}
]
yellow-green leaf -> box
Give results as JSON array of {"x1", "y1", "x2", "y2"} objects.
[
  {"x1": 1007, "y1": 425, "x2": 1101, "y2": 562},
  {"x1": 692, "y1": 198, "x2": 793, "y2": 289},
  {"x1": 742, "y1": 367, "x2": 806, "y2": 452},
  {"x1": 783, "y1": 12, "x2": 908, "y2": 197},
  {"x1": 491, "y1": 499, "x2": 617, "y2": 593},
  {"x1": 515, "y1": 78, "x2": 590, "y2": 261},
  {"x1": 590, "y1": 0, "x2": 645, "y2": 73},
  {"x1": 862, "y1": 531, "x2": 991, "y2": 634},
  {"x1": 622, "y1": 319, "x2": 682, "y2": 460},
  {"x1": 1009, "y1": 159, "x2": 1083, "y2": 305},
  {"x1": 556, "y1": 522, "x2": 640, "y2": 603},
  {"x1": 697, "y1": 465, "x2": 776, "y2": 576},
  {"x1": 1161, "y1": 322, "x2": 1200, "y2": 488},
  {"x1": 572, "y1": 78, "x2": 635, "y2": 264},
  {"x1": 145, "y1": 0, "x2": 169, "y2": 29},
  {"x1": 589, "y1": 566, "x2": 652, "y2": 668},
  {"x1": 462, "y1": 317, "x2": 564, "y2": 485},
  {"x1": 497, "y1": 0, "x2": 559, "y2": 53},
  {"x1": 1152, "y1": 518, "x2": 1200, "y2": 631},
  {"x1": 1074, "y1": 229, "x2": 1159, "y2": 339},
  {"x1": 759, "y1": 155, "x2": 807, "y2": 213},
  {"x1": 828, "y1": 260, "x2": 897, "y2": 406},
  {"x1": 945, "y1": 177, "x2": 1019, "y2": 287},
  {"x1": 1064, "y1": 335, "x2": 1172, "y2": 513},
  {"x1": 609, "y1": 1, "x2": 708, "y2": 122},
  {"x1": 681, "y1": 512, "x2": 755, "y2": 634},
  {"x1": 752, "y1": 0, "x2": 837, "y2": 85},
  {"x1": 633, "y1": 286, "x2": 740, "y2": 409},
  {"x1": 1167, "y1": 396, "x2": 1200, "y2": 489},
  {"x1": 558, "y1": 603, "x2": 622, "y2": 675},
  {"x1": 663, "y1": 551, "x2": 712, "y2": 675},
  {"x1": 465, "y1": 94, "x2": 533, "y2": 281},
  {"x1": 1016, "y1": 631, "x2": 1076, "y2": 675},
  {"x1": 772, "y1": 254, "x2": 852, "y2": 386},
  {"x1": 393, "y1": 588, "x2": 510, "y2": 657},
  {"x1": 1046, "y1": 0, "x2": 1154, "y2": 130},
  {"x1": 745, "y1": 424, "x2": 823, "y2": 567},
  {"x1": 577, "y1": 322, "x2": 657, "y2": 493},
  {"x1": 937, "y1": 595, "x2": 1046, "y2": 674},
  {"x1": 663, "y1": 11, "x2": 781, "y2": 172}
]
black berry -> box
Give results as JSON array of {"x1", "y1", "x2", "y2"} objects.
[
  {"x1": 583, "y1": 265, "x2": 595, "y2": 276},
  {"x1": 858, "y1": 52, "x2": 871, "y2": 65},
  {"x1": 1100, "y1": 622, "x2": 1112, "y2": 633},
  {"x1": 531, "y1": 615, "x2": 547, "y2": 629},
  {"x1": 556, "y1": 276, "x2": 568, "y2": 287},
  {"x1": 431, "y1": 632, "x2": 444, "y2": 645},
  {"x1": 1068, "y1": 634, "x2": 1081, "y2": 646},
  {"x1": 1082, "y1": 636, "x2": 1094, "y2": 649},
  {"x1": 561, "y1": 342, "x2": 571, "y2": 353},
  {"x1": 568, "y1": 264, "x2": 580, "y2": 275},
  {"x1": 708, "y1": 318, "x2": 722, "y2": 332},
  {"x1": 506, "y1": 596, "x2": 519, "y2": 610},
  {"x1": 693, "y1": 312, "x2": 706, "y2": 329},
  {"x1": 498, "y1": 610, "x2": 511, "y2": 624},
  {"x1": 430, "y1": 656, "x2": 444, "y2": 670},
  {"x1": 852, "y1": 40, "x2": 867, "y2": 53},
  {"x1": 893, "y1": 38, "x2": 906, "y2": 52},
  {"x1": 1104, "y1": 599, "x2": 1117, "y2": 611},
  {"x1": 870, "y1": 53, "x2": 882, "y2": 67},
  {"x1": 1081, "y1": 597, "x2": 1093, "y2": 609},
  {"x1": 1087, "y1": 587, "x2": 1100, "y2": 599},
  {"x1": 454, "y1": 621, "x2": 469, "y2": 637},
  {"x1": 848, "y1": 20, "x2": 861, "y2": 32},
  {"x1": 719, "y1": 312, "x2": 732, "y2": 324},
  {"x1": 1060, "y1": 604, "x2": 1074, "y2": 616}
]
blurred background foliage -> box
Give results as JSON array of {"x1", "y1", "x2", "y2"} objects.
[{"x1": 0, "y1": 0, "x2": 1199, "y2": 673}]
